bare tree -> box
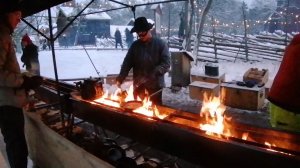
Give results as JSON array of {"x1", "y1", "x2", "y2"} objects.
[
  {"x1": 242, "y1": 1, "x2": 249, "y2": 61},
  {"x1": 184, "y1": 0, "x2": 195, "y2": 51},
  {"x1": 192, "y1": 0, "x2": 213, "y2": 64}
]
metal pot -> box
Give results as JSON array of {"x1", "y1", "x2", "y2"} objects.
[
  {"x1": 205, "y1": 63, "x2": 219, "y2": 76},
  {"x1": 75, "y1": 78, "x2": 103, "y2": 100}
]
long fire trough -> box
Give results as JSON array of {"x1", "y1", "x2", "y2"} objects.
[{"x1": 34, "y1": 78, "x2": 300, "y2": 167}]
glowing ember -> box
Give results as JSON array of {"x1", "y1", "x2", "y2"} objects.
[
  {"x1": 199, "y1": 93, "x2": 230, "y2": 136},
  {"x1": 264, "y1": 142, "x2": 292, "y2": 155},
  {"x1": 265, "y1": 142, "x2": 271, "y2": 147},
  {"x1": 242, "y1": 132, "x2": 249, "y2": 140},
  {"x1": 265, "y1": 141, "x2": 277, "y2": 148}
]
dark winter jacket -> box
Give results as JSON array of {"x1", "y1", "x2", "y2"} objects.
[
  {"x1": 117, "y1": 37, "x2": 170, "y2": 91},
  {"x1": 114, "y1": 30, "x2": 122, "y2": 43},
  {"x1": 125, "y1": 29, "x2": 134, "y2": 44},
  {"x1": 21, "y1": 43, "x2": 39, "y2": 69},
  {"x1": 268, "y1": 34, "x2": 300, "y2": 113}
]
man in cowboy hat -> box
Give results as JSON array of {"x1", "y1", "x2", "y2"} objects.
[
  {"x1": 0, "y1": 1, "x2": 43, "y2": 167},
  {"x1": 116, "y1": 17, "x2": 170, "y2": 105}
]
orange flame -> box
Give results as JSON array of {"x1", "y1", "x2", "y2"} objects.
[
  {"x1": 199, "y1": 93, "x2": 230, "y2": 136},
  {"x1": 89, "y1": 84, "x2": 288, "y2": 153},
  {"x1": 93, "y1": 84, "x2": 168, "y2": 119},
  {"x1": 132, "y1": 93, "x2": 168, "y2": 119}
]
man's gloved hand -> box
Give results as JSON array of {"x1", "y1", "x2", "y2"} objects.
[{"x1": 21, "y1": 75, "x2": 43, "y2": 90}]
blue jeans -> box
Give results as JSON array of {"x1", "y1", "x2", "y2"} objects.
[{"x1": 0, "y1": 106, "x2": 28, "y2": 168}]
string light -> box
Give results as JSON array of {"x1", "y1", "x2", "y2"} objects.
[{"x1": 60, "y1": 1, "x2": 299, "y2": 32}]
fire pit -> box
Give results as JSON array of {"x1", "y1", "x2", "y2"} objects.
[{"x1": 34, "y1": 78, "x2": 300, "y2": 167}]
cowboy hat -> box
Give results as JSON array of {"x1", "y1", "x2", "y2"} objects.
[{"x1": 130, "y1": 17, "x2": 154, "y2": 33}]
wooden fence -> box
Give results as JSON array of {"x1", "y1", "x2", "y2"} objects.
[{"x1": 168, "y1": 32, "x2": 296, "y2": 62}]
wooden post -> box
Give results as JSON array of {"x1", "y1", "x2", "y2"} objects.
[
  {"x1": 242, "y1": 2, "x2": 249, "y2": 61},
  {"x1": 211, "y1": 16, "x2": 218, "y2": 61}
]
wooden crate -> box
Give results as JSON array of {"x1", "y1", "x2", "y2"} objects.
[
  {"x1": 191, "y1": 73, "x2": 225, "y2": 84},
  {"x1": 189, "y1": 81, "x2": 220, "y2": 101},
  {"x1": 243, "y1": 68, "x2": 269, "y2": 84},
  {"x1": 220, "y1": 83, "x2": 265, "y2": 111}
]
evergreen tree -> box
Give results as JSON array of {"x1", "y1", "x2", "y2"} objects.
[{"x1": 56, "y1": 9, "x2": 68, "y2": 34}]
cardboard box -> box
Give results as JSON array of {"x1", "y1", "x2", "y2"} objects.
[
  {"x1": 189, "y1": 81, "x2": 220, "y2": 101},
  {"x1": 243, "y1": 68, "x2": 269, "y2": 84},
  {"x1": 221, "y1": 83, "x2": 265, "y2": 111},
  {"x1": 191, "y1": 73, "x2": 225, "y2": 84}
]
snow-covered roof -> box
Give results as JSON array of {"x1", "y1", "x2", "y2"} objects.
[
  {"x1": 85, "y1": 12, "x2": 111, "y2": 20},
  {"x1": 83, "y1": 8, "x2": 111, "y2": 20},
  {"x1": 55, "y1": 6, "x2": 111, "y2": 20},
  {"x1": 59, "y1": 6, "x2": 75, "y2": 16},
  {"x1": 150, "y1": 4, "x2": 163, "y2": 10},
  {"x1": 127, "y1": 18, "x2": 135, "y2": 26}
]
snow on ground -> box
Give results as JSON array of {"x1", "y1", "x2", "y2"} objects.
[{"x1": 16, "y1": 48, "x2": 280, "y2": 85}]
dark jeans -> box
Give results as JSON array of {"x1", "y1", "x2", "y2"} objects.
[
  {"x1": 115, "y1": 41, "x2": 123, "y2": 49},
  {"x1": 0, "y1": 106, "x2": 28, "y2": 168}
]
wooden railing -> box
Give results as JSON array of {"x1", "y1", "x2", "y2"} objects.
[{"x1": 168, "y1": 32, "x2": 295, "y2": 62}]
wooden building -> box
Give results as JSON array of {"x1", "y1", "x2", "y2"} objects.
[
  {"x1": 57, "y1": 7, "x2": 111, "y2": 46},
  {"x1": 75, "y1": 11, "x2": 111, "y2": 45},
  {"x1": 266, "y1": 0, "x2": 300, "y2": 33}
]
